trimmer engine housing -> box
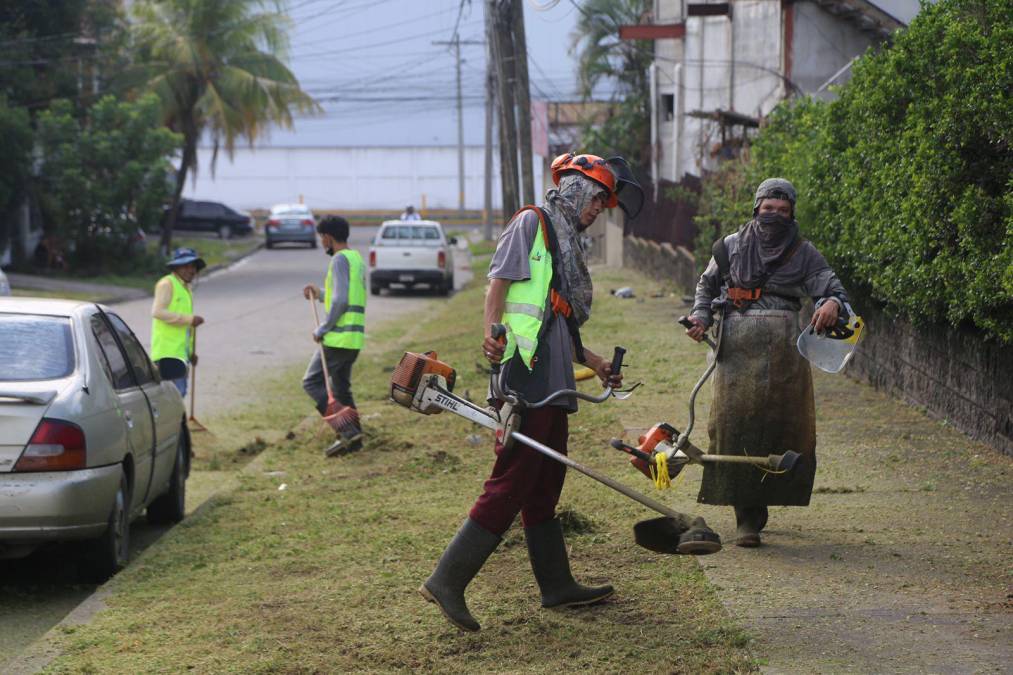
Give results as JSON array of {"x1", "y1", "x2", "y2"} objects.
[{"x1": 390, "y1": 351, "x2": 457, "y2": 414}]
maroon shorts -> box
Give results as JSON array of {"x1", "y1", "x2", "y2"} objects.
[{"x1": 468, "y1": 406, "x2": 568, "y2": 535}]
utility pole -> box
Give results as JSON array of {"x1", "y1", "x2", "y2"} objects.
[
  {"x1": 488, "y1": 0, "x2": 518, "y2": 216},
  {"x1": 510, "y1": 0, "x2": 535, "y2": 205},
  {"x1": 434, "y1": 37, "x2": 484, "y2": 215},
  {"x1": 483, "y1": 28, "x2": 496, "y2": 240}
]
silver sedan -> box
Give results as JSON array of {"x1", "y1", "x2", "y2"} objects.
[{"x1": 0, "y1": 298, "x2": 189, "y2": 580}]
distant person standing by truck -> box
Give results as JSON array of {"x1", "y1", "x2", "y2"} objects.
[
  {"x1": 151, "y1": 247, "x2": 205, "y2": 395},
  {"x1": 400, "y1": 205, "x2": 421, "y2": 221},
  {"x1": 302, "y1": 216, "x2": 367, "y2": 455}
]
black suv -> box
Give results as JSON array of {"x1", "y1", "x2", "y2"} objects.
[{"x1": 172, "y1": 199, "x2": 253, "y2": 239}]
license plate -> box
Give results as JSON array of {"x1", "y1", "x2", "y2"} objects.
[{"x1": 399, "y1": 274, "x2": 414, "y2": 282}]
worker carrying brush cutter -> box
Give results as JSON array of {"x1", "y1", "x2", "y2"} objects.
[
  {"x1": 421, "y1": 153, "x2": 654, "y2": 632},
  {"x1": 303, "y1": 215, "x2": 366, "y2": 455},
  {"x1": 151, "y1": 247, "x2": 205, "y2": 395},
  {"x1": 684, "y1": 178, "x2": 851, "y2": 547}
]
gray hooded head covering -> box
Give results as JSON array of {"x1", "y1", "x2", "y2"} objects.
[
  {"x1": 541, "y1": 172, "x2": 603, "y2": 325},
  {"x1": 733, "y1": 178, "x2": 801, "y2": 288},
  {"x1": 753, "y1": 178, "x2": 797, "y2": 213}
]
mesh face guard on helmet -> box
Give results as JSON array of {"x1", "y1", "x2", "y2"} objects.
[{"x1": 550, "y1": 153, "x2": 645, "y2": 219}]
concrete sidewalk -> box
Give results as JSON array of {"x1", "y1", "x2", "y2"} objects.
[{"x1": 645, "y1": 364, "x2": 1013, "y2": 673}]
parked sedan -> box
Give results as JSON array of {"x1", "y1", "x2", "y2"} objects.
[
  {"x1": 0, "y1": 298, "x2": 189, "y2": 580},
  {"x1": 173, "y1": 198, "x2": 253, "y2": 239},
  {"x1": 265, "y1": 203, "x2": 317, "y2": 248}
]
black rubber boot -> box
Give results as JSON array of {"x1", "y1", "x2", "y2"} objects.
[
  {"x1": 734, "y1": 506, "x2": 768, "y2": 547},
  {"x1": 420, "y1": 519, "x2": 501, "y2": 632},
  {"x1": 524, "y1": 518, "x2": 614, "y2": 608}
]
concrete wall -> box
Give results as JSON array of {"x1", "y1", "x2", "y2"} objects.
[
  {"x1": 622, "y1": 235, "x2": 698, "y2": 296},
  {"x1": 183, "y1": 145, "x2": 537, "y2": 212},
  {"x1": 847, "y1": 292, "x2": 1012, "y2": 457},
  {"x1": 792, "y1": 2, "x2": 878, "y2": 96}
]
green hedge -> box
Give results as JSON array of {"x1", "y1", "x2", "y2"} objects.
[{"x1": 693, "y1": 0, "x2": 1013, "y2": 343}]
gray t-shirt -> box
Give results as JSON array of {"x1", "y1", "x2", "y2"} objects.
[
  {"x1": 489, "y1": 210, "x2": 577, "y2": 412},
  {"x1": 314, "y1": 252, "x2": 351, "y2": 339}
]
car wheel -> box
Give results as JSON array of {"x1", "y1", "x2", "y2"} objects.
[
  {"x1": 147, "y1": 433, "x2": 187, "y2": 525},
  {"x1": 81, "y1": 469, "x2": 131, "y2": 582},
  {"x1": 371, "y1": 283, "x2": 381, "y2": 296},
  {"x1": 266, "y1": 239, "x2": 274, "y2": 249},
  {"x1": 218, "y1": 224, "x2": 232, "y2": 239},
  {"x1": 310, "y1": 239, "x2": 318, "y2": 249}
]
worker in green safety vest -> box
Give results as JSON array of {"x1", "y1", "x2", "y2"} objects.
[
  {"x1": 302, "y1": 215, "x2": 366, "y2": 456},
  {"x1": 421, "y1": 153, "x2": 652, "y2": 633},
  {"x1": 151, "y1": 247, "x2": 206, "y2": 396}
]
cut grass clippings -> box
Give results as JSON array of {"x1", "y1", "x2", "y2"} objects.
[{"x1": 43, "y1": 266, "x2": 756, "y2": 674}]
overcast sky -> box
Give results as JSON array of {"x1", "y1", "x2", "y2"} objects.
[
  {"x1": 254, "y1": 0, "x2": 924, "y2": 149},
  {"x1": 263, "y1": 0, "x2": 585, "y2": 148}
]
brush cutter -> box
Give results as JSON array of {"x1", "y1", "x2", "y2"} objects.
[
  {"x1": 610, "y1": 315, "x2": 800, "y2": 488},
  {"x1": 388, "y1": 324, "x2": 722, "y2": 556},
  {"x1": 309, "y1": 297, "x2": 362, "y2": 454}
]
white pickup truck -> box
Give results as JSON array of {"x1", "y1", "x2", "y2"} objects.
[{"x1": 368, "y1": 220, "x2": 457, "y2": 296}]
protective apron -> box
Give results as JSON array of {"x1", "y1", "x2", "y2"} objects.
[{"x1": 698, "y1": 309, "x2": 817, "y2": 507}]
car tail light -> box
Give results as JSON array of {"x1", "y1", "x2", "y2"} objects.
[
  {"x1": 267, "y1": 218, "x2": 279, "y2": 230},
  {"x1": 301, "y1": 219, "x2": 314, "y2": 227},
  {"x1": 437, "y1": 250, "x2": 446, "y2": 269},
  {"x1": 14, "y1": 419, "x2": 87, "y2": 472},
  {"x1": 369, "y1": 250, "x2": 376, "y2": 267}
]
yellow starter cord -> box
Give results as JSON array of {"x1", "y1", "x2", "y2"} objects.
[{"x1": 650, "y1": 453, "x2": 672, "y2": 490}]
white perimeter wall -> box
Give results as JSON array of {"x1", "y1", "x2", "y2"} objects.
[{"x1": 184, "y1": 145, "x2": 541, "y2": 212}]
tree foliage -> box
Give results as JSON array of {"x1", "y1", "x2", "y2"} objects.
[
  {"x1": 0, "y1": 1, "x2": 127, "y2": 113},
  {"x1": 570, "y1": 0, "x2": 653, "y2": 166},
  {"x1": 0, "y1": 99, "x2": 33, "y2": 255},
  {"x1": 36, "y1": 95, "x2": 181, "y2": 270},
  {"x1": 692, "y1": 0, "x2": 1013, "y2": 343},
  {"x1": 128, "y1": 0, "x2": 319, "y2": 250}
]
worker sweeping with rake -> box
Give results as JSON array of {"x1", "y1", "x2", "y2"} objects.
[
  {"x1": 302, "y1": 216, "x2": 366, "y2": 456},
  {"x1": 417, "y1": 153, "x2": 719, "y2": 633}
]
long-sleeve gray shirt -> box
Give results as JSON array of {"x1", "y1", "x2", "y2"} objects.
[
  {"x1": 692, "y1": 233, "x2": 849, "y2": 327},
  {"x1": 314, "y1": 253, "x2": 350, "y2": 338}
]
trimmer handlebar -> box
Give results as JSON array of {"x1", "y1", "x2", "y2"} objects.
[
  {"x1": 610, "y1": 346, "x2": 626, "y2": 378},
  {"x1": 488, "y1": 323, "x2": 637, "y2": 408},
  {"x1": 678, "y1": 315, "x2": 717, "y2": 350}
]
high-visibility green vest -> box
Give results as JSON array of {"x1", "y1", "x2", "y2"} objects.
[
  {"x1": 322, "y1": 248, "x2": 366, "y2": 350},
  {"x1": 502, "y1": 220, "x2": 553, "y2": 370},
  {"x1": 150, "y1": 273, "x2": 192, "y2": 362}
]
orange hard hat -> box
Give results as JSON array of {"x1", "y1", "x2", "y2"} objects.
[
  {"x1": 550, "y1": 153, "x2": 619, "y2": 208},
  {"x1": 550, "y1": 152, "x2": 645, "y2": 219}
]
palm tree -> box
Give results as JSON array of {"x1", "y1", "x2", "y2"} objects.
[
  {"x1": 129, "y1": 0, "x2": 319, "y2": 251},
  {"x1": 570, "y1": 0, "x2": 653, "y2": 166}
]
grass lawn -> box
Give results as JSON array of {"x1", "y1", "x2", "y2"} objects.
[
  {"x1": 10, "y1": 288, "x2": 105, "y2": 302},
  {"x1": 43, "y1": 265, "x2": 756, "y2": 674},
  {"x1": 34, "y1": 236, "x2": 263, "y2": 293}
]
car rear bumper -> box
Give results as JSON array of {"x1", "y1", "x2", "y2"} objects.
[
  {"x1": 370, "y1": 269, "x2": 448, "y2": 286},
  {"x1": 267, "y1": 230, "x2": 315, "y2": 244},
  {"x1": 0, "y1": 464, "x2": 120, "y2": 541}
]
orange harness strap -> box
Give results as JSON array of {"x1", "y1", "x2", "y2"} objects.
[{"x1": 726, "y1": 287, "x2": 762, "y2": 308}]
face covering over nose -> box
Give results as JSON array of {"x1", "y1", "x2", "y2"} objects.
[{"x1": 729, "y1": 211, "x2": 800, "y2": 289}]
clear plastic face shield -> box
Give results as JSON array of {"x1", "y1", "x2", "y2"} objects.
[{"x1": 796, "y1": 304, "x2": 866, "y2": 373}]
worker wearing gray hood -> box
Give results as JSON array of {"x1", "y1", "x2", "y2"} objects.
[{"x1": 685, "y1": 178, "x2": 850, "y2": 547}]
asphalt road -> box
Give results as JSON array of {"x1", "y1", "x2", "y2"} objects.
[{"x1": 0, "y1": 226, "x2": 473, "y2": 666}]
